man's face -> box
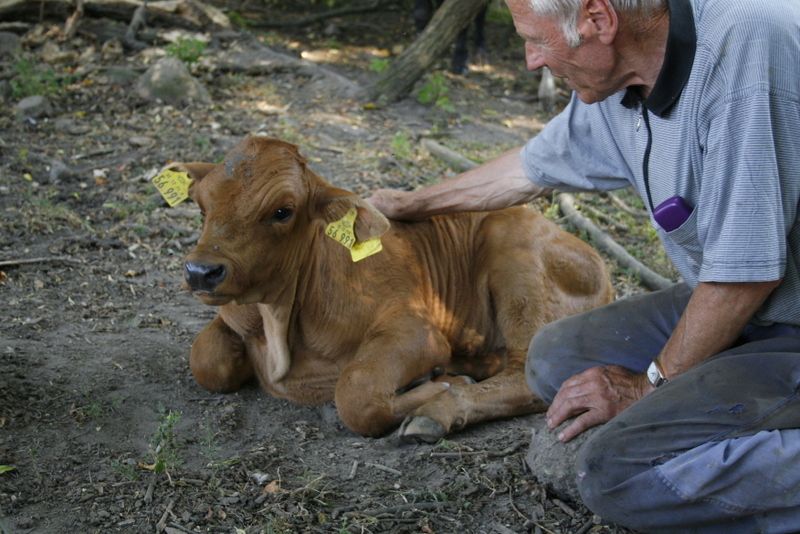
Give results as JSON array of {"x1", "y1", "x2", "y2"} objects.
[{"x1": 506, "y1": 0, "x2": 620, "y2": 104}]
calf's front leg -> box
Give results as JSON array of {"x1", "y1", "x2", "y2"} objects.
[
  {"x1": 334, "y1": 319, "x2": 453, "y2": 438},
  {"x1": 191, "y1": 315, "x2": 255, "y2": 393}
]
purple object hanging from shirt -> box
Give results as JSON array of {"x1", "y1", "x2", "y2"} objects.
[{"x1": 654, "y1": 196, "x2": 694, "y2": 232}]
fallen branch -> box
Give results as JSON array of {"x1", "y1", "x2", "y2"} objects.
[
  {"x1": 123, "y1": 0, "x2": 147, "y2": 51},
  {"x1": 0, "y1": 256, "x2": 81, "y2": 267},
  {"x1": 558, "y1": 193, "x2": 673, "y2": 291},
  {"x1": 364, "y1": 461, "x2": 401, "y2": 476},
  {"x1": 247, "y1": 0, "x2": 398, "y2": 28},
  {"x1": 344, "y1": 501, "x2": 446, "y2": 519},
  {"x1": 0, "y1": 0, "x2": 230, "y2": 30},
  {"x1": 551, "y1": 497, "x2": 576, "y2": 517},
  {"x1": 607, "y1": 190, "x2": 649, "y2": 218},
  {"x1": 507, "y1": 484, "x2": 559, "y2": 534},
  {"x1": 571, "y1": 197, "x2": 628, "y2": 234},
  {"x1": 421, "y1": 138, "x2": 479, "y2": 173},
  {"x1": 429, "y1": 441, "x2": 526, "y2": 459},
  {"x1": 156, "y1": 500, "x2": 175, "y2": 532}
]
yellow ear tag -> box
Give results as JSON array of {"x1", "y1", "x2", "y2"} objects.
[
  {"x1": 325, "y1": 208, "x2": 383, "y2": 262},
  {"x1": 152, "y1": 169, "x2": 191, "y2": 207}
]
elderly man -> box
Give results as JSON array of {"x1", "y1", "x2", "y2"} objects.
[{"x1": 369, "y1": 0, "x2": 800, "y2": 531}]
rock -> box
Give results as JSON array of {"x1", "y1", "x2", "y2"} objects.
[
  {"x1": 40, "y1": 41, "x2": 78, "y2": 63},
  {"x1": 16, "y1": 95, "x2": 53, "y2": 122},
  {"x1": 135, "y1": 56, "x2": 211, "y2": 106},
  {"x1": 0, "y1": 80, "x2": 12, "y2": 103},
  {"x1": 0, "y1": 31, "x2": 20, "y2": 56},
  {"x1": 54, "y1": 118, "x2": 89, "y2": 135},
  {"x1": 525, "y1": 417, "x2": 602, "y2": 504},
  {"x1": 49, "y1": 161, "x2": 72, "y2": 182},
  {"x1": 102, "y1": 67, "x2": 140, "y2": 87}
]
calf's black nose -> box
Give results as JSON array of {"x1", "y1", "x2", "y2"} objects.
[{"x1": 184, "y1": 261, "x2": 227, "y2": 292}]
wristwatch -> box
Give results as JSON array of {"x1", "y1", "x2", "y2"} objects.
[{"x1": 646, "y1": 359, "x2": 668, "y2": 388}]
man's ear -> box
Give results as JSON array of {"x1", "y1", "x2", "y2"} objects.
[
  {"x1": 316, "y1": 187, "x2": 391, "y2": 242},
  {"x1": 578, "y1": 0, "x2": 618, "y2": 45}
]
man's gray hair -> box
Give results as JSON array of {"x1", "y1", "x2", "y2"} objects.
[{"x1": 529, "y1": 0, "x2": 667, "y2": 46}]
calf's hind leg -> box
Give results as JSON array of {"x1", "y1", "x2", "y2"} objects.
[{"x1": 191, "y1": 315, "x2": 255, "y2": 393}]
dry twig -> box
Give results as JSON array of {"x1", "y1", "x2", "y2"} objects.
[
  {"x1": 248, "y1": 0, "x2": 398, "y2": 28},
  {"x1": 344, "y1": 501, "x2": 446, "y2": 519},
  {"x1": 429, "y1": 441, "x2": 526, "y2": 458},
  {"x1": 0, "y1": 256, "x2": 81, "y2": 267},
  {"x1": 607, "y1": 190, "x2": 649, "y2": 218}
]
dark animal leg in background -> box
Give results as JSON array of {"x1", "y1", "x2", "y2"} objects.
[{"x1": 412, "y1": 0, "x2": 489, "y2": 75}]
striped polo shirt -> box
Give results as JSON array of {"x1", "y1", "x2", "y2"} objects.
[{"x1": 521, "y1": 0, "x2": 800, "y2": 326}]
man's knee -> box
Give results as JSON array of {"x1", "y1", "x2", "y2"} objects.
[{"x1": 526, "y1": 316, "x2": 584, "y2": 403}]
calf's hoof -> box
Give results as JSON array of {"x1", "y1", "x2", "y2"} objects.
[{"x1": 398, "y1": 415, "x2": 445, "y2": 444}]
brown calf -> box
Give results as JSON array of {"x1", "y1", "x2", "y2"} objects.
[{"x1": 175, "y1": 136, "x2": 614, "y2": 442}]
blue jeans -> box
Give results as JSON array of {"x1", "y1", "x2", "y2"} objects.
[{"x1": 526, "y1": 284, "x2": 800, "y2": 533}]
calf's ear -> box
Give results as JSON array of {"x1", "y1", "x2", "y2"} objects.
[
  {"x1": 166, "y1": 162, "x2": 220, "y2": 182},
  {"x1": 316, "y1": 187, "x2": 391, "y2": 242},
  {"x1": 164, "y1": 162, "x2": 221, "y2": 199}
]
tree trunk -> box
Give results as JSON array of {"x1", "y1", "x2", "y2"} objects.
[{"x1": 361, "y1": 0, "x2": 489, "y2": 103}]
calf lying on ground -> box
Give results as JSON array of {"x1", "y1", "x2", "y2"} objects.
[{"x1": 175, "y1": 136, "x2": 614, "y2": 442}]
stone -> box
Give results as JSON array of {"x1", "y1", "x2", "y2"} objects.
[
  {"x1": 49, "y1": 161, "x2": 72, "y2": 183},
  {"x1": 0, "y1": 31, "x2": 20, "y2": 57},
  {"x1": 102, "y1": 67, "x2": 140, "y2": 87},
  {"x1": 40, "y1": 41, "x2": 78, "y2": 63},
  {"x1": 525, "y1": 417, "x2": 602, "y2": 504},
  {"x1": 0, "y1": 80, "x2": 12, "y2": 103},
  {"x1": 135, "y1": 56, "x2": 211, "y2": 106},
  {"x1": 16, "y1": 95, "x2": 53, "y2": 122}
]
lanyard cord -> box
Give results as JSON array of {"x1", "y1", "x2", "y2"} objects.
[{"x1": 641, "y1": 105, "x2": 656, "y2": 213}]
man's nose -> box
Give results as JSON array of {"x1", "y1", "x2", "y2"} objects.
[{"x1": 525, "y1": 42, "x2": 547, "y2": 71}]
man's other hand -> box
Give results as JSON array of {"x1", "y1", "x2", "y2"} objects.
[{"x1": 546, "y1": 365, "x2": 655, "y2": 442}]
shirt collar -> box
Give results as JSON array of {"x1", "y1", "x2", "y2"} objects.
[{"x1": 620, "y1": 0, "x2": 696, "y2": 116}]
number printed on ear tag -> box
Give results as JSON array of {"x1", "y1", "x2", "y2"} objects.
[
  {"x1": 152, "y1": 170, "x2": 191, "y2": 207},
  {"x1": 325, "y1": 208, "x2": 383, "y2": 262}
]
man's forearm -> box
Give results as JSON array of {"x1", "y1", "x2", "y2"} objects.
[
  {"x1": 370, "y1": 146, "x2": 552, "y2": 220},
  {"x1": 657, "y1": 280, "x2": 781, "y2": 379}
]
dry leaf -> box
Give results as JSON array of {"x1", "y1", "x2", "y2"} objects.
[{"x1": 261, "y1": 480, "x2": 281, "y2": 494}]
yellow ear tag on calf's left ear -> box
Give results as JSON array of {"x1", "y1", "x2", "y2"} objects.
[
  {"x1": 325, "y1": 207, "x2": 383, "y2": 262},
  {"x1": 152, "y1": 170, "x2": 191, "y2": 207}
]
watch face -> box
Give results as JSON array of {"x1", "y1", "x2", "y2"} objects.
[{"x1": 647, "y1": 361, "x2": 660, "y2": 385}]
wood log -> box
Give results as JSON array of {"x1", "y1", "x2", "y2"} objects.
[
  {"x1": 0, "y1": 0, "x2": 230, "y2": 30},
  {"x1": 558, "y1": 193, "x2": 673, "y2": 291}
]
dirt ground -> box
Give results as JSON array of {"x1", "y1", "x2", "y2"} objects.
[{"x1": 0, "y1": 3, "x2": 669, "y2": 533}]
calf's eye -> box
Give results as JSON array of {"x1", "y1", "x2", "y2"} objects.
[{"x1": 274, "y1": 207, "x2": 293, "y2": 222}]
